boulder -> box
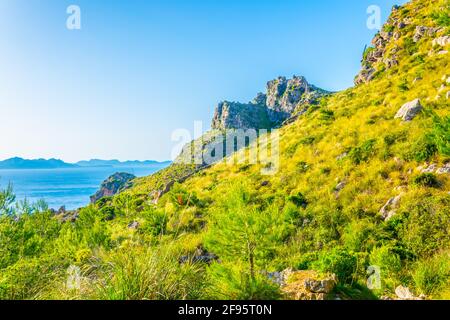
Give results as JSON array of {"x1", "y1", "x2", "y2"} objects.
[
  {"x1": 90, "y1": 172, "x2": 136, "y2": 203},
  {"x1": 394, "y1": 99, "x2": 422, "y2": 121},
  {"x1": 304, "y1": 278, "x2": 336, "y2": 294}
]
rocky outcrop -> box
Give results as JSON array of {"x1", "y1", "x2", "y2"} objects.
[
  {"x1": 395, "y1": 99, "x2": 423, "y2": 121},
  {"x1": 413, "y1": 26, "x2": 439, "y2": 43},
  {"x1": 211, "y1": 101, "x2": 274, "y2": 130},
  {"x1": 212, "y1": 76, "x2": 328, "y2": 130},
  {"x1": 281, "y1": 270, "x2": 336, "y2": 300},
  {"x1": 90, "y1": 172, "x2": 136, "y2": 203}
]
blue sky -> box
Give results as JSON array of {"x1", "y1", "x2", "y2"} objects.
[{"x1": 0, "y1": 0, "x2": 407, "y2": 162}]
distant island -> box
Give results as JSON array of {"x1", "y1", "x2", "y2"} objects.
[{"x1": 0, "y1": 157, "x2": 171, "y2": 170}]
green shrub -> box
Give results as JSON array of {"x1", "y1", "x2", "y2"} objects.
[
  {"x1": 405, "y1": 136, "x2": 437, "y2": 162},
  {"x1": 349, "y1": 139, "x2": 377, "y2": 164},
  {"x1": 312, "y1": 248, "x2": 358, "y2": 284},
  {"x1": 412, "y1": 173, "x2": 440, "y2": 188}
]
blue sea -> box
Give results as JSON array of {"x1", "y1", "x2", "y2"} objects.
[{"x1": 0, "y1": 165, "x2": 169, "y2": 210}]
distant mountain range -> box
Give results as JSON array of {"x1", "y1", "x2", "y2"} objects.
[{"x1": 0, "y1": 157, "x2": 171, "y2": 170}]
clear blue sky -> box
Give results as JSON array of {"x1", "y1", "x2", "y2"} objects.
[{"x1": 0, "y1": 0, "x2": 407, "y2": 162}]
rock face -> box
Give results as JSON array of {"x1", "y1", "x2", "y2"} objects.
[
  {"x1": 395, "y1": 99, "x2": 423, "y2": 121},
  {"x1": 90, "y1": 172, "x2": 136, "y2": 203},
  {"x1": 212, "y1": 75, "x2": 328, "y2": 130},
  {"x1": 211, "y1": 101, "x2": 274, "y2": 130}
]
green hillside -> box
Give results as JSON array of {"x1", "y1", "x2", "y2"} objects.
[{"x1": 0, "y1": 0, "x2": 449, "y2": 300}]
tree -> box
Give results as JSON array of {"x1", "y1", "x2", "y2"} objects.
[
  {"x1": 0, "y1": 183, "x2": 16, "y2": 216},
  {"x1": 205, "y1": 182, "x2": 286, "y2": 281}
]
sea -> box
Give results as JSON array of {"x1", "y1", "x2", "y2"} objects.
[{"x1": 0, "y1": 165, "x2": 169, "y2": 210}]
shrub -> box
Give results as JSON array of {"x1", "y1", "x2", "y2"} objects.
[
  {"x1": 312, "y1": 248, "x2": 358, "y2": 284},
  {"x1": 405, "y1": 136, "x2": 437, "y2": 162},
  {"x1": 412, "y1": 173, "x2": 440, "y2": 188},
  {"x1": 369, "y1": 245, "x2": 402, "y2": 290},
  {"x1": 287, "y1": 192, "x2": 308, "y2": 208},
  {"x1": 349, "y1": 139, "x2": 377, "y2": 165}
]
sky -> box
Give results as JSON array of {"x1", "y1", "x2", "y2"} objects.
[{"x1": 0, "y1": 0, "x2": 407, "y2": 162}]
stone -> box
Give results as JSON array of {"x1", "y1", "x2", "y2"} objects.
[
  {"x1": 281, "y1": 270, "x2": 336, "y2": 300},
  {"x1": 447, "y1": 91, "x2": 450, "y2": 100},
  {"x1": 395, "y1": 285, "x2": 423, "y2": 300},
  {"x1": 380, "y1": 195, "x2": 402, "y2": 220},
  {"x1": 437, "y1": 163, "x2": 450, "y2": 174},
  {"x1": 127, "y1": 221, "x2": 140, "y2": 230},
  {"x1": 432, "y1": 36, "x2": 450, "y2": 47},
  {"x1": 394, "y1": 99, "x2": 423, "y2": 121},
  {"x1": 335, "y1": 182, "x2": 346, "y2": 192},
  {"x1": 304, "y1": 278, "x2": 336, "y2": 294},
  {"x1": 179, "y1": 247, "x2": 219, "y2": 264},
  {"x1": 355, "y1": 66, "x2": 376, "y2": 85},
  {"x1": 413, "y1": 26, "x2": 438, "y2": 42},
  {"x1": 419, "y1": 163, "x2": 437, "y2": 173},
  {"x1": 90, "y1": 172, "x2": 136, "y2": 203}
]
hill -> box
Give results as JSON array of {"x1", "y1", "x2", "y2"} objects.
[
  {"x1": 0, "y1": 0, "x2": 448, "y2": 300},
  {"x1": 0, "y1": 157, "x2": 77, "y2": 169}
]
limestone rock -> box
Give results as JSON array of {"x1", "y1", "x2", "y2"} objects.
[
  {"x1": 432, "y1": 36, "x2": 450, "y2": 47},
  {"x1": 90, "y1": 172, "x2": 136, "y2": 203},
  {"x1": 380, "y1": 195, "x2": 402, "y2": 221},
  {"x1": 212, "y1": 76, "x2": 328, "y2": 129},
  {"x1": 394, "y1": 99, "x2": 423, "y2": 121},
  {"x1": 355, "y1": 66, "x2": 376, "y2": 85}
]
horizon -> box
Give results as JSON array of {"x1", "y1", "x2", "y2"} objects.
[
  {"x1": 0, "y1": 156, "x2": 172, "y2": 164},
  {"x1": 0, "y1": 0, "x2": 407, "y2": 162}
]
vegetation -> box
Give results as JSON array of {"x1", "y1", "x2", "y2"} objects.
[{"x1": 0, "y1": 0, "x2": 449, "y2": 300}]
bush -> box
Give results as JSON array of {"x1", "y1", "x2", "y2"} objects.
[
  {"x1": 369, "y1": 245, "x2": 402, "y2": 290},
  {"x1": 312, "y1": 248, "x2": 358, "y2": 284},
  {"x1": 412, "y1": 173, "x2": 440, "y2": 188},
  {"x1": 349, "y1": 139, "x2": 377, "y2": 165},
  {"x1": 405, "y1": 136, "x2": 437, "y2": 162},
  {"x1": 287, "y1": 192, "x2": 308, "y2": 208}
]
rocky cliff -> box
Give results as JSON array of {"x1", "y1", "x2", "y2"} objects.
[
  {"x1": 212, "y1": 75, "x2": 329, "y2": 130},
  {"x1": 90, "y1": 172, "x2": 136, "y2": 203}
]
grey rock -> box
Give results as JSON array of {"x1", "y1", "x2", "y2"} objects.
[
  {"x1": 128, "y1": 221, "x2": 140, "y2": 230},
  {"x1": 355, "y1": 66, "x2": 376, "y2": 85},
  {"x1": 394, "y1": 99, "x2": 422, "y2": 121}
]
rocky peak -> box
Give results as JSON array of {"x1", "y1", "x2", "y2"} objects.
[{"x1": 212, "y1": 75, "x2": 328, "y2": 130}]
